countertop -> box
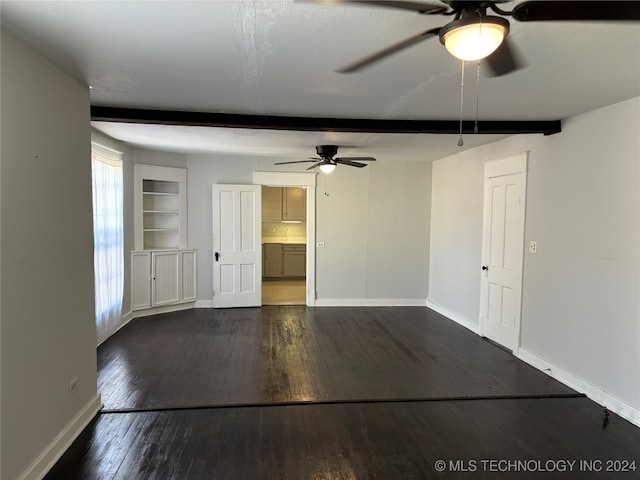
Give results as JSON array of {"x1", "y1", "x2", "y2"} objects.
[{"x1": 262, "y1": 237, "x2": 306, "y2": 245}]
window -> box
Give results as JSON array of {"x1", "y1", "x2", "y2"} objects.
[{"x1": 91, "y1": 143, "x2": 124, "y2": 345}]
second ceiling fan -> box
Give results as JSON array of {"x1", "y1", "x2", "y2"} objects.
[{"x1": 275, "y1": 145, "x2": 376, "y2": 172}]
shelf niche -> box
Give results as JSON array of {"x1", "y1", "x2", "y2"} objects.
[{"x1": 134, "y1": 164, "x2": 187, "y2": 250}]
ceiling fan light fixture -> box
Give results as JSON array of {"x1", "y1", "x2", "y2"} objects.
[
  {"x1": 440, "y1": 15, "x2": 509, "y2": 61},
  {"x1": 319, "y1": 161, "x2": 336, "y2": 173}
]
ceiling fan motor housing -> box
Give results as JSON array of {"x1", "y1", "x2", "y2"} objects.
[{"x1": 316, "y1": 145, "x2": 339, "y2": 158}]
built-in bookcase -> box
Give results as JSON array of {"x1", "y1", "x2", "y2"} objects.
[
  {"x1": 134, "y1": 165, "x2": 187, "y2": 250},
  {"x1": 132, "y1": 164, "x2": 196, "y2": 313}
]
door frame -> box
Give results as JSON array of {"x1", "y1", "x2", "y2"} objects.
[
  {"x1": 479, "y1": 152, "x2": 528, "y2": 354},
  {"x1": 253, "y1": 171, "x2": 317, "y2": 306}
]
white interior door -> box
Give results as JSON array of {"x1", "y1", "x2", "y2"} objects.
[
  {"x1": 480, "y1": 153, "x2": 528, "y2": 353},
  {"x1": 212, "y1": 184, "x2": 262, "y2": 308}
]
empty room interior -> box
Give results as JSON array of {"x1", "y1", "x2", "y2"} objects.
[{"x1": 1, "y1": 1, "x2": 639, "y2": 479}]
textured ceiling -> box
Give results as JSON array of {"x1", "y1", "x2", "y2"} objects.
[{"x1": 2, "y1": 1, "x2": 639, "y2": 162}]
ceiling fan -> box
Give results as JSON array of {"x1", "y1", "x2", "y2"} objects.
[
  {"x1": 333, "y1": 1, "x2": 640, "y2": 77},
  {"x1": 275, "y1": 145, "x2": 377, "y2": 172}
]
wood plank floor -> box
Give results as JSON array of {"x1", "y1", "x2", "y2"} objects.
[
  {"x1": 46, "y1": 307, "x2": 640, "y2": 479},
  {"x1": 97, "y1": 307, "x2": 576, "y2": 410}
]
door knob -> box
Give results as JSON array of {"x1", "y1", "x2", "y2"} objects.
[
  {"x1": 482, "y1": 265, "x2": 488, "y2": 271},
  {"x1": 215, "y1": 252, "x2": 220, "y2": 261}
]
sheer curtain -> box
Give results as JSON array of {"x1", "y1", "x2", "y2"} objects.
[{"x1": 91, "y1": 144, "x2": 124, "y2": 345}]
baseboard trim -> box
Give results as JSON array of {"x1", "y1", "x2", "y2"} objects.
[
  {"x1": 196, "y1": 299, "x2": 428, "y2": 308},
  {"x1": 195, "y1": 300, "x2": 213, "y2": 308},
  {"x1": 130, "y1": 302, "x2": 194, "y2": 319},
  {"x1": 97, "y1": 310, "x2": 134, "y2": 346},
  {"x1": 516, "y1": 349, "x2": 640, "y2": 428},
  {"x1": 314, "y1": 299, "x2": 427, "y2": 307},
  {"x1": 426, "y1": 298, "x2": 481, "y2": 335},
  {"x1": 19, "y1": 394, "x2": 103, "y2": 480}
]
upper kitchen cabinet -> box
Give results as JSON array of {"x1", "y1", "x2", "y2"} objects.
[
  {"x1": 283, "y1": 187, "x2": 306, "y2": 221},
  {"x1": 134, "y1": 164, "x2": 187, "y2": 250},
  {"x1": 262, "y1": 185, "x2": 283, "y2": 222},
  {"x1": 262, "y1": 186, "x2": 306, "y2": 222}
]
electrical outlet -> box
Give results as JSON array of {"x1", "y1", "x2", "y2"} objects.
[
  {"x1": 317, "y1": 242, "x2": 325, "y2": 248},
  {"x1": 529, "y1": 241, "x2": 537, "y2": 254},
  {"x1": 69, "y1": 378, "x2": 78, "y2": 396},
  {"x1": 269, "y1": 227, "x2": 276, "y2": 233}
]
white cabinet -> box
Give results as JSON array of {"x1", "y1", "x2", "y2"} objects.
[
  {"x1": 134, "y1": 164, "x2": 187, "y2": 250},
  {"x1": 131, "y1": 249, "x2": 197, "y2": 311},
  {"x1": 131, "y1": 251, "x2": 152, "y2": 310},
  {"x1": 132, "y1": 164, "x2": 196, "y2": 313},
  {"x1": 261, "y1": 186, "x2": 306, "y2": 222}
]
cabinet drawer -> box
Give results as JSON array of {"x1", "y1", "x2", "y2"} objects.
[{"x1": 282, "y1": 244, "x2": 306, "y2": 253}]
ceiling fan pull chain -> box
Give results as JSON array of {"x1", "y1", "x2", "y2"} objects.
[
  {"x1": 457, "y1": 59, "x2": 465, "y2": 147},
  {"x1": 324, "y1": 171, "x2": 329, "y2": 197},
  {"x1": 475, "y1": 59, "x2": 481, "y2": 134}
]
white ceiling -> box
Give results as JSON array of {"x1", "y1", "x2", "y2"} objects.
[{"x1": 2, "y1": 1, "x2": 639, "y2": 163}]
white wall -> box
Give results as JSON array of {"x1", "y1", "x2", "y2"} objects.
[
  {"x1": 133, "y1": 147, "x2": 187, "y2": 169},
  {"x1": 521, "y1": 97, "x2": 639, "y2": 415},
  {"x1": 1, "y1": 31, "x2": 101, "y2": 480},
  {"x1": 429, "y1": 135, "x2": 529, "y2": 321},
  {"x1": 186, "y1": 154, "x2": 431, "y2": 305},
  {"x1": 429, "y1": 97, "x2": 640, "y2": 420},
  {"x1": 318, "y1": 160, "x2": 432, "y2": 303}
]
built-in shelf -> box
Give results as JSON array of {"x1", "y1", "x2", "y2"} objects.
[
  {"x1": 132, "y1": 165, "x2": 196, "y2": 314},
  {"x1": 135, "y1": 164, "x2": 187, "y2": 251}
]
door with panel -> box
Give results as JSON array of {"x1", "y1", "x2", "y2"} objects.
[
  {"x1": 480, "y1": 154, "x2": 528, "y2": 353},
  {"x1": 212, "y1": 185, "x2": 262, "y2": 308}
]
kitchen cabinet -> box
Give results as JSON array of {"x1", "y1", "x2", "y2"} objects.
[
  {"x1": 263, "y1": 243, "x2": 283, "y2": 278},
  {"x1": 262, "y1": 186, "x2": 283, "y2": 222},
  {"x1": 131, "y1": 249, "x2": 197, "y2": 310},
  {"x1": 262, "y1": 186, "x2": 306, "y2": 222},
  {"x1": 262, "y1": 243, "x2": 306, "y2": 278},
  {"x1": 283, "y1": 187, "x2": 306, "y2": 221},
  {"x1": 283, "y1": 244, "x2": 306, "y2": 277}
]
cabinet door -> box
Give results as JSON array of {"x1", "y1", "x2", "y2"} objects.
[
  {"x1": 262, "y1": 186, "x2": 282, "y2": 222},
  {"x1": 263, "y1": 243, "x2": 283, "y2": 277},
  {"x1": 152, "y1": 251, "x2": 180, "y2": 306},
  {"x1": 283, "y1": 187, "x2": 306, "y2": 221},
  {"x1": 283, "y1": 245, "x2": 306, "y2": 277},
  {"x1": 181, "y1": 250, "x2": 197, "y2": 302},
  {"x1": 131, "y1": 252, "x2": 151, "y2": 310}
]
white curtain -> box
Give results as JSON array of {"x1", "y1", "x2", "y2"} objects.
[{"x1": 91, "y1": 144, "x2": 124, "y2": 345}]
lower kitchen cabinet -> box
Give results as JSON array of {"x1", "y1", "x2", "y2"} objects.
[
  {"x1": 262, "y1": 243, "x2": 306, "y2": 278},
  {"x1": 131, "y1": 249, "x2": 197, "y2": 311},
  {"x1": 263, "y1": 243, "x2": 283, "y2": 278},
  {"x1": 283, "y1": 244, "x2": 306, "y2": 277}
]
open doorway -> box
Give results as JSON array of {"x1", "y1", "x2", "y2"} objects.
[
  {"x1": 262, "y1": 186, "x2": 307, "y2": 305},
  {"x1": 253, "y1": 171, "x2": 317, "y2": 306}
]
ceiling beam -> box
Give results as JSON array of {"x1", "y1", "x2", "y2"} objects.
[{"x1": 91, "y1": 106, "x2": 562, "y2": 136}]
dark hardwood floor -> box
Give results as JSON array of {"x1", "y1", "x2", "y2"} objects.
[{"x1": 46, "y1": 307, "x2": 640, "y2": 479}]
